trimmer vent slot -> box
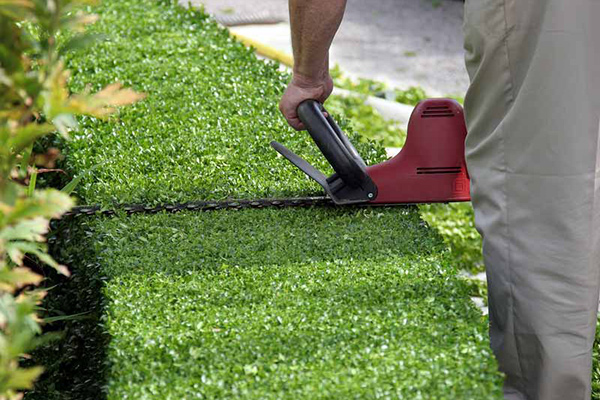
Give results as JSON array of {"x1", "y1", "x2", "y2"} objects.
[
  {"x1": 421, "y1": 105, "x2": 455, "y2": 118},
  {"x1": 421, "y1": 114, "x2": 455, "y2": 118},
  {"x1": 416, "y1": 167, "x2": 462, "y2": 175}
]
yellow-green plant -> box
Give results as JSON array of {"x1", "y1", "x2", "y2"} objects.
[{"x1": 0, "y1": 1, "x2": 143, "y2": 398}]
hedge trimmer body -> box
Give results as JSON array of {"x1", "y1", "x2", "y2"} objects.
[{"x1": 271, "y1": 99, "x2": 471, "y2": 205}]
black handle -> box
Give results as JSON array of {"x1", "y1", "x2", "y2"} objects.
[{"x1": 297, "y1": 100, "x2": 368, "y2": 189}]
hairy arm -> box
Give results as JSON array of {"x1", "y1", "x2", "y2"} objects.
[{"x1": 279, "y1": 0, "x2": 347, "y2": 130}]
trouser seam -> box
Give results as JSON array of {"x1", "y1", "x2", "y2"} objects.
[{"x1": 500, "y1": 0, "x2": 526, "y2": 393}]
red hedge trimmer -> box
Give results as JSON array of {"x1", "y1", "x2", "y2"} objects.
[{"x1": 271, "y1": 99, "x2": 471, "y2": 205}]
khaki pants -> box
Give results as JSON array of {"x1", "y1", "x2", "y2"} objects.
[{"x1": 463, "y1": 0, "x2": 600, "y2": 399}]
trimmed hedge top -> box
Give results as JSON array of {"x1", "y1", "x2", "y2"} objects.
[
  {"x1": 63, "y1": 0, "x2": 384, "y2": 205},
  {"x1": 85, "y1": 208, "x2": 501, "y2": 399}
]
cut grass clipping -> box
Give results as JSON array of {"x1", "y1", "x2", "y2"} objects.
[{"x1": 29, "y1": 0, "x2": 503, "y2": 398}]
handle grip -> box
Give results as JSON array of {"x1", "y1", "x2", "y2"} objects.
[{"x1": 297, "y1": 100, "x2": 368, "y2": 189}]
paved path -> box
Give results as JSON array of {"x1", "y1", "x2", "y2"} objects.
[{"x1": 187, "y1": 0, "x2": 469, "y2": 96}]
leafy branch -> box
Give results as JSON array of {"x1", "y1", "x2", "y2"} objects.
[{"x1": 0, "y1": 1, "x2": 143, "y2": 398}]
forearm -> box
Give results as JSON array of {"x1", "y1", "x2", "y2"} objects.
[{"x1": 289, "y1": 0, "x2": 347, "y2": 80}]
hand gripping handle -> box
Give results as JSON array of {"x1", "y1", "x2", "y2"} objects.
[{"x1": 297, "y1": 100, "x2": 369, "y2": 189}]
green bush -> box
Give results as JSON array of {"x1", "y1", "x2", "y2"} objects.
[
  {"x1": 0, "y1": 1, "x2": 141, "y2": 397},
  {"x1": 326, "y1": 94, "x2": 406, "y2": 148},
  {"x1": 419, "y1": 203, "x2": 484, "y2": 273},
  {"x1": 58, "y1": 0, "x2": 387, "y2": 205},
  {"x1": 393, "y1": 86, "x2": 428, "y2": 106},
  {"x1": 330, "y1": 66, "x2": 428, "y2": 107},
  {"x1": 29, "y1": 208, "x2": 502, "y2": 399}
]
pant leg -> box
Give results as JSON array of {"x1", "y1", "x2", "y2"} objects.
[{"x1": 462, "y1": 0, "x2": 600, "y2": 399}]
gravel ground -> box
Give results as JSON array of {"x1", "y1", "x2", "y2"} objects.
[{"x1": 186, "y1": 0, "x2": 469, "y2": 96}]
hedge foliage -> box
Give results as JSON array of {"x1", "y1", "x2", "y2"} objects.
[
  {"x1": 29, "y1": 0, "x2": 504, "y2": 398},
  {"x1": 420, "y1": 203, "x2": 483, "y2": 273},
  {"x1": 101, "y1": 209, "x2": 504, "y2": 399},
  {"x1": 59, "y1": 0, "x2": 386, "y2": 205},
  {"x1": 31, "y1": 208, "x2": 502, "y2": 399}
]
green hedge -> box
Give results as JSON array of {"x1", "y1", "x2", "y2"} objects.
[
  {"x1": 31, "y1": 208, "x2": 502, "y2": 399},
  {"x1": 29, "y1": 0, "x2": 503, "y2": 398},
  {"x1": 60, "y1": 0, "x2": 385, "y2": 205},
  {"x1": 101, "y1": 209, "x2": 504, "y2": 399}
]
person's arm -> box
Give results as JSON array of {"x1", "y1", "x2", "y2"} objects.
[{"x1": 279, "y1": 0, "x2": 347, "y2": 130}]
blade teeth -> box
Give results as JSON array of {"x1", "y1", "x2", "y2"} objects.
[{"x1": 56, "y1": 196, "x2": 416, "y2": 221}]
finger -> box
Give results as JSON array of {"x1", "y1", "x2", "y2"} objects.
[
  {"x1": 288, "y1": 116, "x2": 305, "y2": 131},
  {"x1": 278, "y1": 99, "x2": 287, "y2": 115},
  {"x1": 281, "y1": 102, "x2": 303, "y2": 129},
  {"x1": 317, "y1": 90, "x2": 332, "y2": 105},
  {"x1": 281, "y1": 104, "x2": 299, "y2": 127}
]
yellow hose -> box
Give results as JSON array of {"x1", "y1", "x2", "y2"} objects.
[{"x1": 229, "y1": 31, "x2": 294, "y2": 68}]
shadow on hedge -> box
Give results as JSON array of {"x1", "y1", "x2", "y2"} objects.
[{"x1": 25, "y1": 219, "x2": 109, "y2": 400}]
